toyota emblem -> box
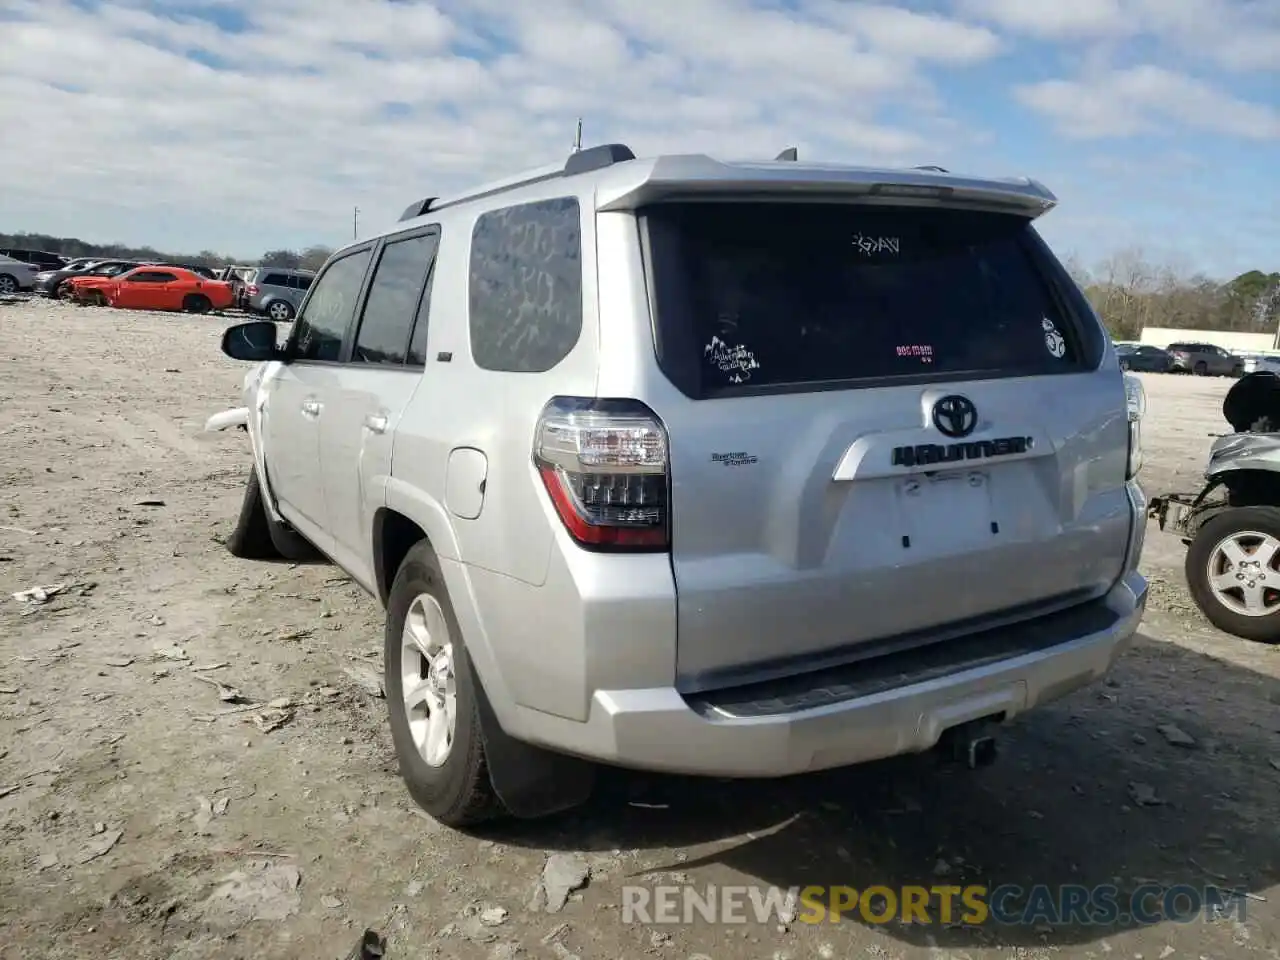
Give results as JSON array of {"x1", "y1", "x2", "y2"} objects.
[{"x1": 932, "y1": 395, "x2": 978, "y2": 438}]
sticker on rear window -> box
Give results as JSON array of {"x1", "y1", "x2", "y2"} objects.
[
  {"x1": 1042, "y1": 317, "x2": 1066, "y2": 359},
  {"x1": 896, "y1": 344, "x2": 934, "y2": 363},
  {"x1": 704, "y1": 335, "x2": 760, "y2": 384},
  {"x1": 852, "y1": 233, "x2": 900, "y2": 256}
]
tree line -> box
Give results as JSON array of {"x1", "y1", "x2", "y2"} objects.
[
  {"x1": 1066, "y1": 249, "x2": 1279, "y2": 342},
  {"x1": 0, "y1": 232, "x2": 334, "y2": 273}
]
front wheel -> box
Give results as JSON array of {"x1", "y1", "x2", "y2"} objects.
[
  {"x1": 1185, "y1": 506, "x2": 1280, "y2": 644},
  {"x1": 1194, "y1": 361, "x2": 1209, "y2": 375},
  {"x1": 0, "y1": 274, "x2": 18, "y2": 295},
  {"x1": 384, "y1": 542, "x2": 504, "y2": 827}
]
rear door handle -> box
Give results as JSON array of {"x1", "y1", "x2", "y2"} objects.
[
  {"x1": 301, "y1": 399, "x2": 322, "y2": 417},
  {"x1": 363, "y1": 413, "x2": 388, "y2": 434}
]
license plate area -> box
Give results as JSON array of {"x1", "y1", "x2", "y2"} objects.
[{"x1": 897, "y1": 469, "x2": 994, "y2": 551}]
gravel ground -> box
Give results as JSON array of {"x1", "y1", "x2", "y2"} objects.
[{"x1": 0, "y1": 297, "x2": 1277, "y2": 960}]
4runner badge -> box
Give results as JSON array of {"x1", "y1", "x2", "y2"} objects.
[{"x1": 892, "y1": 436, "x2": 1034, "y2": 468}]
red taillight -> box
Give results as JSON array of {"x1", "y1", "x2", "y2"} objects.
[
  {"x1": 247, "y1": 284, "x2": 260, "y2": 295},
  {"x1": 534, "y1": 397, "x2": 670, "y2": 552}
]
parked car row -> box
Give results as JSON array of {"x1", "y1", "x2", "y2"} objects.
[
  {"x1": 13, "y1": 249, "x2": 315, "y2": 322},
  {"x1": 1116, "y1": 341, "x2": 1253, "y2": 377}
]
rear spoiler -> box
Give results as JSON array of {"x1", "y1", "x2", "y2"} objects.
[{"x1": 595, "y1": 156, "x2": 1057, "y2": 220}]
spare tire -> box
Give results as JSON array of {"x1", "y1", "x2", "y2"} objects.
[{"x1": 1223, "y1": 371, "x2": 1280, "y2": 433}]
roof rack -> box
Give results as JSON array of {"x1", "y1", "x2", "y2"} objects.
[
  {"x1": 399, "y1": 143, "x2": 638, "y2": 220},
  {"x1": 913, "y1": 165, "x2": 949, "y2": 173},
  {"x1": 775, "y1": 147, "x2": 798, "y2": 161},
  {"x1": 398, "y1": 197, "x2": 437, "y2": 222}
]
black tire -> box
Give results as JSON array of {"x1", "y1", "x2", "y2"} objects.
[
  {"x1": 384, "y1": 541, "x2": 504, "y2": 827},
  {"x1": 1185, "y1": 506, "x2": 1280, "y2": 644},
  {"x1": 0, "y1": 274, "x2": 18, "y2": 296},
  {"x1": 183, "y1": 294, "x2": 212, "y2": 314},
  {"x1": 1194, "y1": 361, "x2": 1208, "y2": 376},
  {"x1": 225, "y1": 467, "x2": 323, "y2": 561}
]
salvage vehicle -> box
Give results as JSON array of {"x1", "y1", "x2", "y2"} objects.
[
  {"x1": 70, "y1": 266, "x2": 234, "y2": 312},
  {"x1": 1149, "y1": 371, "x2": 1280, "y2": 643},
  {"x1": 205, "y1": 144, "x2": 1149, "y2": 826}
]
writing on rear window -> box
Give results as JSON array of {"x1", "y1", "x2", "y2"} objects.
[
  {"x1": 896, "y1": 344, "x2": 934, "y2": 363},
  {"x1": 852, "y1": 234, "x2": 900, "y2": 256},
  {"x1": 704, "y1": 336, "x2": 761, "y2": 384}
]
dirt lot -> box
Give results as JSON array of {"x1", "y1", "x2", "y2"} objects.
[{"x1": 0, "y1": 297, "x2": 1277, "y2": 960}]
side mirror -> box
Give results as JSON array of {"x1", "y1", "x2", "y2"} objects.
[{"x1": 221, "y1": 321, "x2": 280, "y2": 362}]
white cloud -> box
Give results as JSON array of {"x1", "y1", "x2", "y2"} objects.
[
  {"x1": 1016, "y1": 65, "x2": 1280, "y2": 140},
  {"x1": 957, "y1": 0, "x2": 1131, "y2": 40},
  {"x1": 0, "y1": 0, "x2": 1010, "y2": 254},
  {"x1": 959, "y1": 0, "x2": 1280, "y2": 72}
]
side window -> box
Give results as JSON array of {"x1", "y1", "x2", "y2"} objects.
[
  {"x1": 468, "y1": 197, "x2": 583, "y2": 373},
  {"x1": 127, "y1": 271, "x2": 164, "y2": 283},
  {"x1": 352, "y1": 232, "x2": 439, "y2": 365},
  {"x1": 293, "y1": 275, "x2": 314, "y2": 291},
  {"x1": 152, "y1": 272, "x2": 178, "y2": 283},
  {"x1": 290, "y1": 249, "x2": 373, "y2": 363},
  {"x1": 262, "y1": 273, "x2": 289, "y2": 287}
]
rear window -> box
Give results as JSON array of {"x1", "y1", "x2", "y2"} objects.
[{"x1": 644, "y1": 203, "x2": 1085, "y2": 396}]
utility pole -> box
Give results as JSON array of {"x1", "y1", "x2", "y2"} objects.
[
  {"x1": 352, "y1": 206, "x2": 359, "y2": 241},
  {"x1": 573, "y1": 118, "x2": 583, "y2": 153}
]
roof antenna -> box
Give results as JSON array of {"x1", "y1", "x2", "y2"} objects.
[
  {"x1": 775, "y1": 147, "x2": 798, "y2": 161},
  {"x1": 573, "y1": 118, "x2": 583, "y2": 153}
]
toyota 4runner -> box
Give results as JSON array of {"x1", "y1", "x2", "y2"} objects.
[{"x1": 207, "y1": 144, "x2": 1149, "y2": 826}]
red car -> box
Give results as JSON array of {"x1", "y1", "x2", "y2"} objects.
[{"x1": 69, "y1": 266, "x2": 234, "y2": 313}]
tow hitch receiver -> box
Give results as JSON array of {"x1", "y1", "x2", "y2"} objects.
[{"x1": 937, "y1": 718, "x2": 1001, "y2": 769}]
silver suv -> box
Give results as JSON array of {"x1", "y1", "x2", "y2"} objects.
[
  {"x1": 208, "y1": 145, "x2": 1149, "y2": 826},
  {"x1": 243, "y1": 267, "x2": 314, "y2": 321}
]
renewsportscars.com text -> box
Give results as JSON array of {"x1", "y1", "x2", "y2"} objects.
[{"x1": 621, "y1": 884, "x2": 1247, "y2": 927}]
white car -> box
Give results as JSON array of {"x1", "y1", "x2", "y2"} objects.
[{"x1": 0, "y1": 255, "x2": 40, "y2": 295}]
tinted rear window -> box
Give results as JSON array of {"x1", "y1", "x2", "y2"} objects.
[{"x1": 644, "y1": 203, "x2": 1083, "y2": 396}]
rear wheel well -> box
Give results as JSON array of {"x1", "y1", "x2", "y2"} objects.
[{"x1": 374, "y1": 509, "x2": 429, "y2": 605}]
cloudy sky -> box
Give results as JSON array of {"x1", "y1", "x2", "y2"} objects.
[{"x1": 0, "y1": 0, "x2": 1276, "y2": 277}]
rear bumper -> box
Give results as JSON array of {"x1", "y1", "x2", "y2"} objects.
[{"x1": 512, "y1": 571, "x2": 1147, "y2": 777}]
